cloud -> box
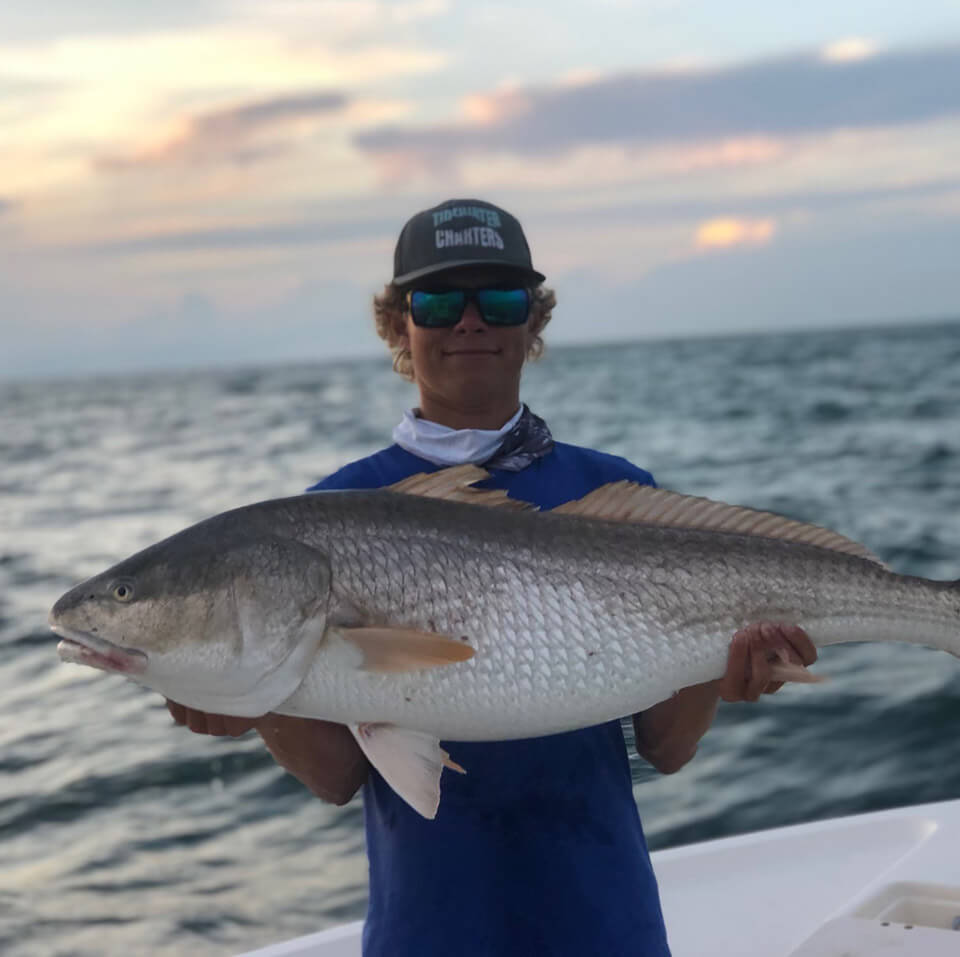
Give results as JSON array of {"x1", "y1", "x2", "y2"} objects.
[
  {"x1": 227, "y1": 0, "x2": 450, "y2": 35},
  {"x1": 389, "y1": 0, "x2": 449, "y2": 23},
  {"x1": 554, "y1": 216, "x2": 960, "y2": 345},
  {"x1": 7, "y1": 214, "x2": 958, "y2": 381},
  {"x1": 0, "y1": 279, "x2": 380, "y2": 379},
  {"x1": 71, "y1": 175, "x2": 960, "y2": 259},
  {"x1": 821, "y1": 37, "x2": 879, "y2": 63},
  {"x1": 0, "y1": 75, "x2": 65, "y2": 96},
  {"x1": 82, "y1": 214, "x2": 399, "y2": 255},
  {"x1": 588, "y1": 176, "x2": 960, "y2": 226},
  {"x1": 355, "y1": 44, "x2": 960, "y2": 162},
  {"x1": 98, "y1": 90, "x2": 349, "y2": 169},
  {"x1": 0, "y1": 1, "x2": 222, "y2": 42},
  {"x1": 695, "y1": 218, "x2": 776, "y2": 249},
  {"x1": 0, "y1": 26, "x2": 445, "y2": 188}
]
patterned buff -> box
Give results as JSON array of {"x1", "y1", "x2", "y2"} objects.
[{"x1": 484, "y1": 404, "x2": 554, "y2": 471}]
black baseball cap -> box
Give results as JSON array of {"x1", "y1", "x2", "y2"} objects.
[{"x1": 392, "y1": 198, "x2": 545, "y2": 288}]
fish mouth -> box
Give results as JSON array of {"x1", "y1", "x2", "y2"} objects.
[{"x1": 52, "y1": 625, "x2": 148, "y2": 676}]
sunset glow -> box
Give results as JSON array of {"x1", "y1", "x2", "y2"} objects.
[
  {"x1": 1, "y1": 1, "x2": 958, "y2": 377},
  {"x1": 695, "y1": 218, "x2": 777, "y2": 249}
]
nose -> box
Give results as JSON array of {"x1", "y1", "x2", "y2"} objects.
[{"x1": 454, "y1": 300, "x2": 486, "y2": 332}]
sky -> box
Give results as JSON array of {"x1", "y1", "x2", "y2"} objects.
[{"x1": 1, "y1": 1, "x2": 959, "y2": 378}]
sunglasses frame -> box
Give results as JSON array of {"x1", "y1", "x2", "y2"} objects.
[{"x1": 407, "y1": 286, "x2": 531, "y2": 328}]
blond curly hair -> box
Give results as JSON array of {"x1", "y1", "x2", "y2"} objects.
[{"x1": 373, "y1": 282, "x2": 556, "y2": 379}]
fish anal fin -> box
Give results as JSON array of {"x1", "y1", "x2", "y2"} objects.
[
  {"x1": 349, "y1": 723, "x2": 467, "y2": 819},
  {"x1": 337, "y1": 626, "x2": 474, "y2": 673},
  {"x1": 553, "y1": 483, "x2": 887, "y2": 567},
  {"x1": 388, "y1": 465, "x2": 535, "y2": 511}
]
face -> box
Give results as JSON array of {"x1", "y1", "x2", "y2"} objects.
[{"x1": 399, "y1": 268, "x2": 536, "y2": 417}]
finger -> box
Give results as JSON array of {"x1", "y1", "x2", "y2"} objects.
[
  {"x1": 204, "y1": 714, "x2": 228, "y2": 736},
  {"x1": 186, "y1": 709, "x2": 209, "y2": 734},
  {"x1": 745, "y1": 624, "x2": 775, "y2": 701},
  {"x1": 223, "y1": 715, "x2": 258, "y2": 737},
  {"x1": 785, "y1": 625, "x2": 818, "y2": 665},
  {"x1": 763, "y1": 625, "x2": 797, "y2": 694},
  {"x1": 720, "y1": 629, "x2": 753, "y2": 702}
]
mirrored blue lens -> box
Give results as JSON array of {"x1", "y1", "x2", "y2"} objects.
[
  {"x1": 474, "y1": 288, "x2": 530, "y2": 326},
  {"x1": 410, "y1": 291, "x2": 466, "y2": 327}
]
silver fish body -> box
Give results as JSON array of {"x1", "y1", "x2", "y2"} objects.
[
  {"x1": 276, "y1": 491, "x2": 959, "y2": 737},
  {"x1": 50, "y1": 471, "x2": 960, "y2": 816}
]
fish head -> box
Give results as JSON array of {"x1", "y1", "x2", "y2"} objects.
[{"x1": 51, "y1": 515, "x2": 332, "y2": 716}]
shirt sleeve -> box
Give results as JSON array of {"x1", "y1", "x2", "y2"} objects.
[
  {"x1": 306, "y1": 448, "x2": 428, "y2": 493},
  {"x1": 594, "y1": 452, "x2": 657, "y2": 489},
  {"x1": 306, "y1": 456, "x2": 393, "y2": 493}
]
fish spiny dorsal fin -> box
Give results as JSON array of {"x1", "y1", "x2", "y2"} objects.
[
  {"x1": 553, "y1": 482, "x2": 888, "y2": 567},
  {"x1": 388, "y1": 465, "x2": 536, "y2": 511}
]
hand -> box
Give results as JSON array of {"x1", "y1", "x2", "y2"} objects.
[
  {"x1": 719, "y1": 623, "x2": 817, "y2": 703},
  {"x1": 256, "y1": 714, "x2": 368, "y2": 804},
  {"x1": 166, "y1": 699, "x2": 260, "y2": 737},
  {"x1": 166, "y1": 700, "x2": 368, "y2": 804}
]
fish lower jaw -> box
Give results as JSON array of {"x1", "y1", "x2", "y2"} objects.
[{"x1": 53, "y1": 626, "x2": 148, "y2": 676}]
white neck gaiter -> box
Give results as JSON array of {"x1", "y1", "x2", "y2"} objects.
[{"x1": 392, "y1": 406, "x2": 524, "y2": 467}]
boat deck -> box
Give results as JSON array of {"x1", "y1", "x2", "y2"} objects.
[{"x1": 238, "y1": 798, "x2": 960, "y2": 956}]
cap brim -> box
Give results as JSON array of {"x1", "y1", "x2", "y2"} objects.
[{"x1": 394, "y1": 259, "x2": 546, "y2": 288}]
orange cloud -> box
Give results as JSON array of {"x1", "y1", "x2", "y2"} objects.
[
  {"x1": 97, "y1": 91, "x2": 348, "y2": 170},
  {"x1": 663, "y1": 137, "x2": 785, "y2": 173},
  {"x1": 821, "y1": 38, "x2": 878, "y2": 63},
  {"x1": 695, "y1": 217, "x2": 776, "y2": 248},
  {"x1": 460, "y1": 87, "x2": 532, "y2": 126}
]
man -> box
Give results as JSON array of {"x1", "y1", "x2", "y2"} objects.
[{"x1": 169, "y1": 198, "x2": 816, "y2": 955}]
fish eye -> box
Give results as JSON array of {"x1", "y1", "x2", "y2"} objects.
[{"x1": 111, "y1": 581, "x2": 135, "y2": 602}]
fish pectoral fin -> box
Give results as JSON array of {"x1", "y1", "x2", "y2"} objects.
[
  {"x1": 388, "y1": 465, "x2": 536, "y2": 511},
  {"x1": 349, "y1": 722, "x2": 466, "y2": 819},
  {"x1": 769, "y1": 650, "x2": 826, "y2": 685},
  {"x1": 337, "y1": 626, "x2": 475, "y2": 673}
]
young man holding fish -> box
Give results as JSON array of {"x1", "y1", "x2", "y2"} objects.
[{"x1": 167, "y1": 199, "x2": 817, "y2": 956}]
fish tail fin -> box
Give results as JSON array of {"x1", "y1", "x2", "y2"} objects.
[{"x1": 930, "y1": 578, "x2": 960, "y2": 658}]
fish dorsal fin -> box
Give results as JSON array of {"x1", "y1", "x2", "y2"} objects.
[
  {"x1": 553, "y1": 482, "x2": 887, "y2": 567},
  {"x1": 388, "y1": 465, "x2": 535, "y2": 511}
]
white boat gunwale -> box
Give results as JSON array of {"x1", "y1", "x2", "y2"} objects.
[{"x1": 235, "y1": 797, "x2": 960, "y2": 956}]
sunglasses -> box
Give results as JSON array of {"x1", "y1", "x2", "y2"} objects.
[{"x1": 408, "y1": 287, "x2": 530, "y2": 328}]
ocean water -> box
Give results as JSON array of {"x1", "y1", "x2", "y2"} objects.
[{"x1": 2, "y1": 320, "x2": 959, "y2": 956}]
